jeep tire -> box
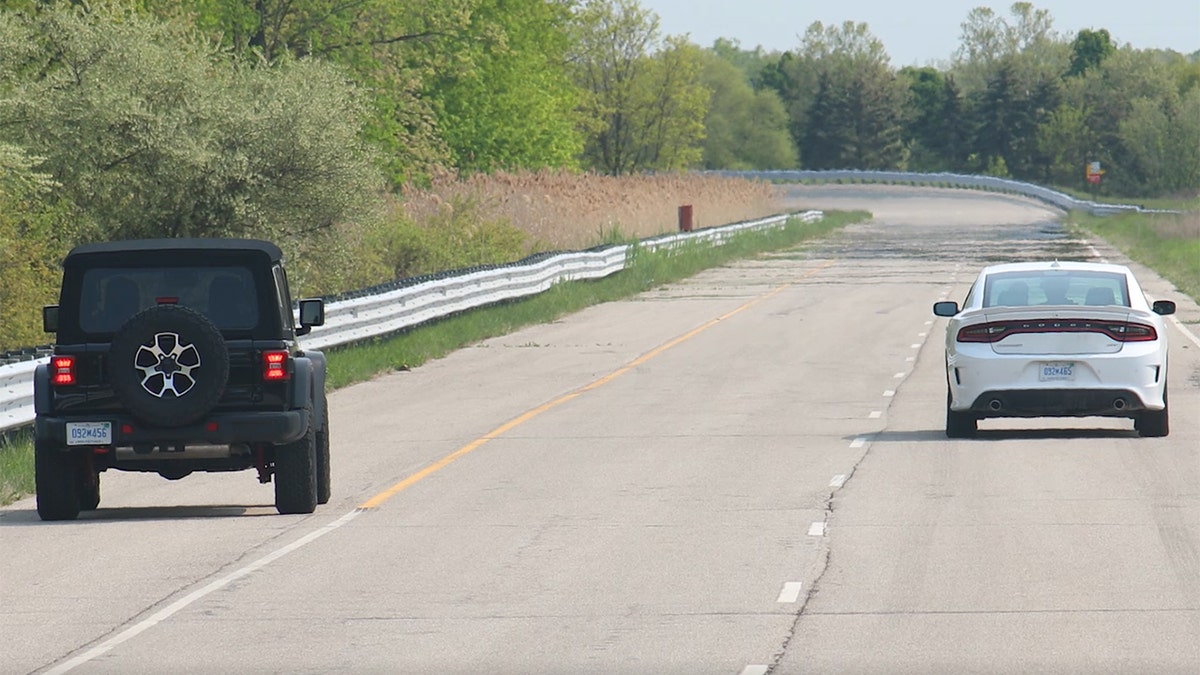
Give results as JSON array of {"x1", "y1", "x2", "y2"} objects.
[
  {"x1": 316, "y1": 392, "x2": 331, "y2": 505},
  {"x1": 108, "y1": 305, "x2": 229, "y2": 427},
  {"x1": 35, "y1": 439, "x2": 82, "y2": 521},
  {"x1": 274, "y1": 404, "x2": 318, "y2": 514}
]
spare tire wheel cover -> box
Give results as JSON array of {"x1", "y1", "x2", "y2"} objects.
[{"x1": 108, "y1": 305, "x2": 229, "y2": 427}]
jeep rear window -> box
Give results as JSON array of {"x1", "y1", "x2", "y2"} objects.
[{"x1": 79, "y1": 266, "x2": 259, "y2": 333}]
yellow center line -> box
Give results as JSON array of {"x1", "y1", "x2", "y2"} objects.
[{"x1": 358, "y1": 259, "x2": 836, "y2": 511}]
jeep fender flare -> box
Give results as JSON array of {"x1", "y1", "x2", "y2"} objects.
[
  {"x1": 34, "y1": 363, "x2": 52, "y2": 414},
  {"x1": 292, "y1": 357, "x2": 314, "y2": 415},
  {"x1": 305, "y1": 350, "x2": 327, "y2": 432},
  {"x1": 292, "y1": 351, "x2": 327, "y2": 431}
]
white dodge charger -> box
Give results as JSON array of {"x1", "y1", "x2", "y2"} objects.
[{"x1": 933, "y1": 261, "x2": 1175, "y2": 438}]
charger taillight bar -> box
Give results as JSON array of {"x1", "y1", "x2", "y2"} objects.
[{"x1": 958, "y1": 319, "x2": 1157, "y2": 343}]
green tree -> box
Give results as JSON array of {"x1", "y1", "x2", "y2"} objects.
[
  {"x1": 699, "y1": 51, "x2": 795, "y2": 169},
  {"x1": 1118, "y1": 91, "x2": 1200, "y2": 193},
  {"x1": 173, "y1": 0, "x2": 472, "y2": 183},
  {"x1": 709, "y1": 37, "x2": 777, "y2": 88},
  {"x1": 953, "y1": 2, "x2": 1068, "y2": 93},
  {"x1": 969, "y1": 58, "x2": 1059, "y2": 179},
  {"x1": 1063, "y1": 47, "x2": 1181, "y2": 194},
  {"x1": 801, "y1": 70, "x2": 853, "y2": 169},
  {"x1": 570, "y1": 0, "x2": 709, "y2": 175},
  {"x1": 1035, "y1": 104, "x2": 1094, "y2": 188},
  {"x1": 1067, "y1": 28, "x2": 1115, "y2": 77},
  {"x1": 937, "y1": 75, "x2": 971, "y2": 171},
  {"x1": 428, "y1": 0, "x2": 583, "y2": 173},
  {"x1": 0, "y1": 6, "x2": 379, "y2": 243},
  {"x1": 785, "y1": 21, "x2": 906, "y2": 170},
  {"x1": 900, "y1": 67, "x2": 950, "y2": 169},
  {"x1": 0, "y1": 144, "x2": 73, "y2": 350}
]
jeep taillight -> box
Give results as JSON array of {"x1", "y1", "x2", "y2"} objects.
[
  {"x1": 262, "y1": 351, "x2": 290, "y2": 381},
  {"x1": 51, "y1": 356, "x2": 76, "y2": 386}
]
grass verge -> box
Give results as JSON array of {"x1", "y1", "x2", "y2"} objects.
[
  {"x1": 1069, "y1": 210, "x2": 1200, "y2": 304},
  {"x1": 0, "y1": 211, "x2": 867, "y2": 506},
  {"x1": 0, "y1": 429, "x2": 33, "y2": 506}
]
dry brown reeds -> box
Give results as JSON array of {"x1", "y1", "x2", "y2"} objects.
[{"x1": 396, "y1": 169, "x2": 785, "y2": 250}]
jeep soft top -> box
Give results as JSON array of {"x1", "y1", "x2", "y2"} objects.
[{"x1": 34, "y1": 238, "x2": 331, "y2": 520}]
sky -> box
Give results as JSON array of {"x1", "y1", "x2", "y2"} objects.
[{"x1": 635, "y1": 0, "x2": 1200, "y2": 66}]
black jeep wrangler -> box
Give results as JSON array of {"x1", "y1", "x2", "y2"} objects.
[{"x1": 34, "y1": 239, "x2": 330, "y2": 520}]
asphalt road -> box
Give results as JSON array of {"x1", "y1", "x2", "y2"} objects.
[{"x1": 2, "y1": 185, "x2": 1197, "y2": 674}]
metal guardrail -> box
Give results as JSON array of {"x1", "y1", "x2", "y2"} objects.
[
  {"x1": 715, "y1": 170, "x2": 1182, "y2": 216},
  {"x1": 0, "y1": 211, "x2": 814, "y2": 432},
  {"x1": 301, "y1": 244, "x2": 631, "y2": 351}
]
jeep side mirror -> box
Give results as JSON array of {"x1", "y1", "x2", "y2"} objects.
[
  {"x1": 43, "y1": 305, "x2": 59, "y2": 333},
  {"x1": 932, "y1": 301, "x2": 959, "y2": 317},
  {"x1": 296, "y1": 298, "x2": 325, "y2": 336},
  {"x1": 1152, "y1": 300, "x2": 1176, "y2": 316}
]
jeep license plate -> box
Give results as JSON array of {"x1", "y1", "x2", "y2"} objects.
[
  {"x1": 66, "y1": 422, "x2": 113, "y2": 446},
  {"x1": 1039, "y1": 362, "x2": 1075, "y2": 382}
]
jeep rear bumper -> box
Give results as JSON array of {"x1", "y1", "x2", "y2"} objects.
[{"x1": 36, "y1": 409, "x2": 309, "y2": 449}]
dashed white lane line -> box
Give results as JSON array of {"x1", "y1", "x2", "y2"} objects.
[
  {"x1": 850, "y1": 437, "x2": 867, "y2": 449},
  {"x1": 924, "y1": 320, "x2": 933, "y2": 326},
  {"x1": 893, "y1": 372, "x2": 905, "y2": 379},
  {"x1": 830, "y1": 474, "x2": 847, "y2": 488},
  {"x1": 740, "y1": 666, "x2": 769, "y2": 675},
  {"x1": 905, "y1": 356, "x2": 915, "y2": 362},
  {"x1": 918, "y1": 332, "x2": 927, "y2": 337},
  {"x1": 43, "y1": 509, "x2": 362, "y2": 675},
  {"x1": 776, "y1": 582, "x2": 804, "y2": 603},
  {"x1": 883, "y1": 390, "x2": 896, "y2": 397},
  {"x1": 910, "y1": 343, "x2": 921, "y2": 349},
  {"x1": 868, "y1": 410, "x2": 882, "y2": 419},
  {"x1": 808, "y1": 522, "x2": 826, "y2": 536}
]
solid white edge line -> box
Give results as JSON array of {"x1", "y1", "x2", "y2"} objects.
[
  {"x1": 1169, "y1": 314, "x2": 1200, "y2": 349},
  {"x1": 43, "y1": 509, "x2": 363, "y2": 675},
  {"x1": 776, "y1": 581, "x2": 803, "y2": 603},
  {"x1": 1144, "y1": 292, "x2": 1200, "y2": 349},
  {"x1": 808, "y1": 522, "x2": 825, "y2": 536},
  {"x1": 739, "y1": 666, "x2": 769, "y2": 675}
]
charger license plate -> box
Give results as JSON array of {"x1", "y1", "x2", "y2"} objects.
[
  {"x1": 1039, "y1": 362, "x2": 1075, "y2": 382},
  {"x1": 66, "y1": 421, "x2": 113, "y2": 446}
]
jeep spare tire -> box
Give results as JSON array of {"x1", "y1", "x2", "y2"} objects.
[{"x1": 108, "y1": 305, "x2": 229, "y2": 427}]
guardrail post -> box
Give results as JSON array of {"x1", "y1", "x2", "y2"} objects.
[{"x1": 678, "y1": 204, "x2": 693, "y2": 232}]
